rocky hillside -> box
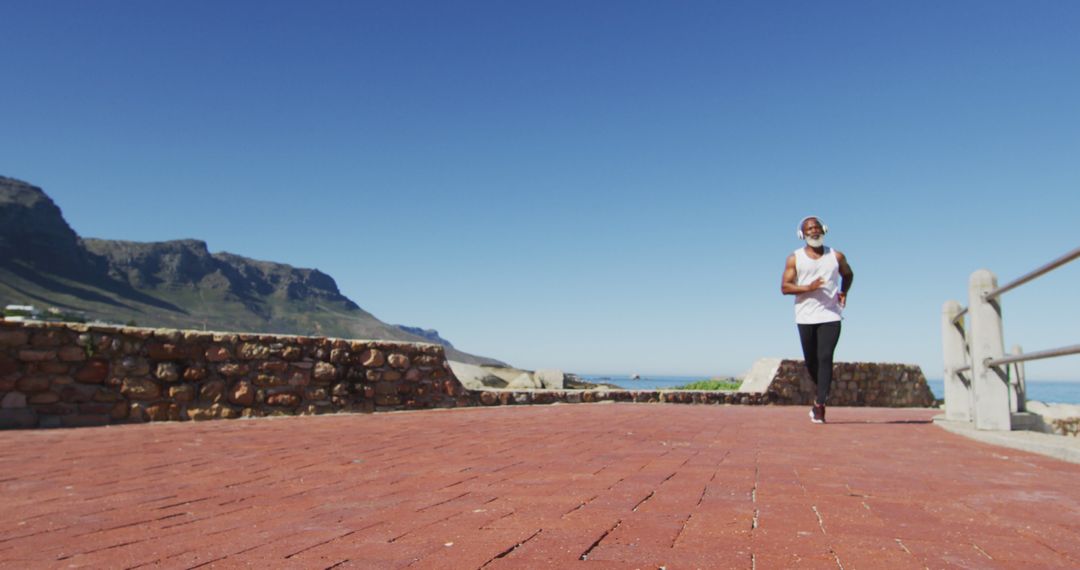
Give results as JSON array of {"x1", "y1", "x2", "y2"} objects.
[
  {"x1": 0, "y1": 176, "x2": 504, "y2": 366},
  {"x1": 394, "y1": 325, "x2": 455, "y2": 348}
]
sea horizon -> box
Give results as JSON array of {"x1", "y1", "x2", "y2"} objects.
[{"x1": 579, "y1": 374, "x2": 1080, "y2": 405}]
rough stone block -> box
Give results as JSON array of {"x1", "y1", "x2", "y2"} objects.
[
  {"x1": 0, "y1": 330, "x2": 29, "y2": 346},
  {"x1": 414, "y1": 354, "x2": 439, "y2": 366},
  {"x1": 147, "y1": 343, "x2": 193, "y2": 360},
  {"x1": 229, "y1": 381, "x2": 255, "y2": 406},
  {"x1": 266, "y1": 393, "x2": 300, "y2": 407},
  {"x1": 169, "y1": 384, "x2": 196, "y2": 402},
  {"x1": 16, "y1": 376, "x2": 51, "y2": 393},
  {"x1": 121, "y1": 377, "x2": 161, "y2": 400},
  {"x1": 183, "y1": 367, "x2": 208, "y2": 381},
  {"x1": 375, "y1": 394, "x2": 401, "y2": 406},
  {"x1": 188, "y1": 404, "x2": 223, "y2": 421},
  {"x1": 205, "y1": 346, "x2": 232, "y2": 362},
  {"x1": 2, "y1": 392, "x2": 28, "y2": 409},
  {"x1": 145, "y1": 403, "x2": 177, "y2": 421},
  {"x1": 388, "y1": 353, "x2": 410, "y2": 369},
  {"x1": 360, "y1": 349, "x2": 385, "y2": 367},
  {"x1": 330, "y1": 382, "x2": 350, "y2": 397},
  {"x1": 75, "y1": 360, "x2": 109, "y2": 384},
  {"x1": 91, "y1": 388, "x2": 122, "y2": 403},
  {"x1": 253, "y1": 374, "x2": 286, "y2": 387},
  {"x1": 373, "y1": 381, "x2": 396, "y2": 395},
  {"x1": 218, "y1": 363, "x2": 249, "y2": 377},
  {"x1": 38, "y1": 361, "x2": 69, "y2": 374},
  {"x1": 0, "y1": 355, "x2": 17, "y2": 376},
  {"x1": 259, "y1": 361, "x2": 288, "y2": 374},
  {"x1": 118, "y1": 356, "x2": 150, "y2": 376},
  {"x1": 59, "y1": 383, "x2": 98, "y2": 403},
  {"x1": 30, "y1": 330, "x2": 65, "y2": 347},
  {"x1": 238, "y1": 343, "x2": 270, "y2": 360},
  {"x1": 19, "y1": 350, "x2": 56, "y2": 362},
  {"x1": 314, "y1": 362, "x2": 337, "y2": 382},
  {"x1": 57, "y1": 346, "x2": 87, "y2": 362},
  {"x1": 155, "y1": 362, "x2": 181, "y2": 382},
  {"x1": 287, "y1": 369, "x2": 311, "y2": 387},
  {"x1": 110, "y1": 401, "x2": 128, "y2": 419}
]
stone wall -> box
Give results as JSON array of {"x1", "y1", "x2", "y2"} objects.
[
  {"x1": 0, "y1": 321, "x2": 464, "y2": 429},
  {"x1": 763, "y1": 359, "x2": 935, "y2": 407},
  {"x1": 0, "y1": 321, "x2": 935, "y2": 429}
]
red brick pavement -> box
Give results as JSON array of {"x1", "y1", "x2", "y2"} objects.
[{"x1": 1, "y1": 404, "x2": 1078, "y2": 569}]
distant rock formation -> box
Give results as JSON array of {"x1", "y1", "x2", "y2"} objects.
[
  {"x1": 0, "y1": 175, "x2": 504, "y2": 366},
  {"x1": 394, "y1": 325, "x2": 454, "y2": 348}
]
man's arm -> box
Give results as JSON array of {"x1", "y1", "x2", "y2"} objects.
[
  {"x1": 836, "y1": 251, "x2": 854, "y2": 306},
  {"x1": 781, "y1": 254, "x2": 822, "y2": 295}
]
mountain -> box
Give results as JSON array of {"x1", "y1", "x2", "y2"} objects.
[
  {"x1": 394, "y1": 325, "x2": 455, "y2": 348},
  {"x1": 0, "y1": 176, "x2": 505, "y2": 366}
]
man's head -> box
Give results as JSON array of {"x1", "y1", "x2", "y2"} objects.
[{"x1": 797, "y1": 216, "x2": 828, "y2": 247}]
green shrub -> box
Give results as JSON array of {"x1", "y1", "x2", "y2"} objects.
[{"x1": 671, "y1": 378, "x2": 741, "y2": 391}]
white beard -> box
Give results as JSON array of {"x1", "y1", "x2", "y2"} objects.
[{"x1": 805, "y1": 236, "x2": 824, "y2": 248}]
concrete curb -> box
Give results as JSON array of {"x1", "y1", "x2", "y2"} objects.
[{"x1": 933, "y1": 414, "x2": 1080, "y2": 464}]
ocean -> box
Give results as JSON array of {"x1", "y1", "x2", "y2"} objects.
[
  {"x1": 924, "y1": 379, "x2": 1080, "y2": 405},
  {"x1": 581, "y1": 375, "x2": 726, "y2": 391},
  {"x1": 582, "y1": 375, "x2": 1080, "y2": 405}
]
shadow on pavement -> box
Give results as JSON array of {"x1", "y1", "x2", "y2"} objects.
[{"x1": 826, "y1": 419, "x2": 934, "y2": 425}]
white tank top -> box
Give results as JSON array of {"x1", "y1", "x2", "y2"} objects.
[{"x1": 793, "y1": 246, "x2": 843, "y2": 324}]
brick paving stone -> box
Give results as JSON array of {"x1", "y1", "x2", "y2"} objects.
[
  {"x1": 1, "y1": 404, "x2": 1079, "y2": 568},
  {"x1": 827, "y1": 536, "x2": 925, "y2": 569}
]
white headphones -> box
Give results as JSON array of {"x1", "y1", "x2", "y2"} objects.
[{"x1": 796, "y1": 216, "x2": 828, "y2": 239}]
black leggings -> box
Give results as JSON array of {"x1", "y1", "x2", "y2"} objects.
[{"x1": 797, "y1": 321, "x2": 842, "y2": 406}]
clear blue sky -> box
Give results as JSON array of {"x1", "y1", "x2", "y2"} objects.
[{"x1": 3, "y1": 1, "x2": 1079, "y2": 379}]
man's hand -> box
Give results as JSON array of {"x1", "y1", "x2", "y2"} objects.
[
  {"x1": 837, "y1": 291, "x2": 847, "y2": 307},
  {"x1": 807, "y1": 278, "x2": 825, "y2": 291}
]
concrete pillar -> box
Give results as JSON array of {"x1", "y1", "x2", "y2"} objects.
[
  {"x1": 1010, "y1": 345, "x2": 1026, "y2": 413},
  {"x1": 968, "y1": 269, "x2": 1010, "y2": 430},
  {"x1": 941, "y1": 300, "x2": 971, "y2": 421}
]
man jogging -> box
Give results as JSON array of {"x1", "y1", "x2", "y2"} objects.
[{"x1": 781, "y1": 216, "x2": 854, "y2": 423}]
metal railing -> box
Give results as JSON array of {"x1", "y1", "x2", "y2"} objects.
[{"x1": 942, "y1": 246, "x2": 1080, "y2": 430}]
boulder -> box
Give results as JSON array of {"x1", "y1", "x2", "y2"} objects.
[
  {"x1": 507, "y1": 373, "x2": 541, "y2": 390},
  {"x1": 480, "y1": 375, "x2": 507, "y2": 388},
  {"x1": 535, "y1": 369, "x2": 564, "y2": 390},
  {"x1": 738, "y1": 358, "x2": 780, "y2": 393},
  {"x1": 2, "y1": 392, "x2": 27, "y2": 409},
  {"x1": 1025, "y1": 401, "x2": 1080, "y2": 436}
]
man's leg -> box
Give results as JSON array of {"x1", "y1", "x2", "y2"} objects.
[
  {"x1": 814, "y1": 321, "x2": 842, "y2": 405},
  {"x1": 798, "y1": 324, "x2": 819, "y2": 384}
]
